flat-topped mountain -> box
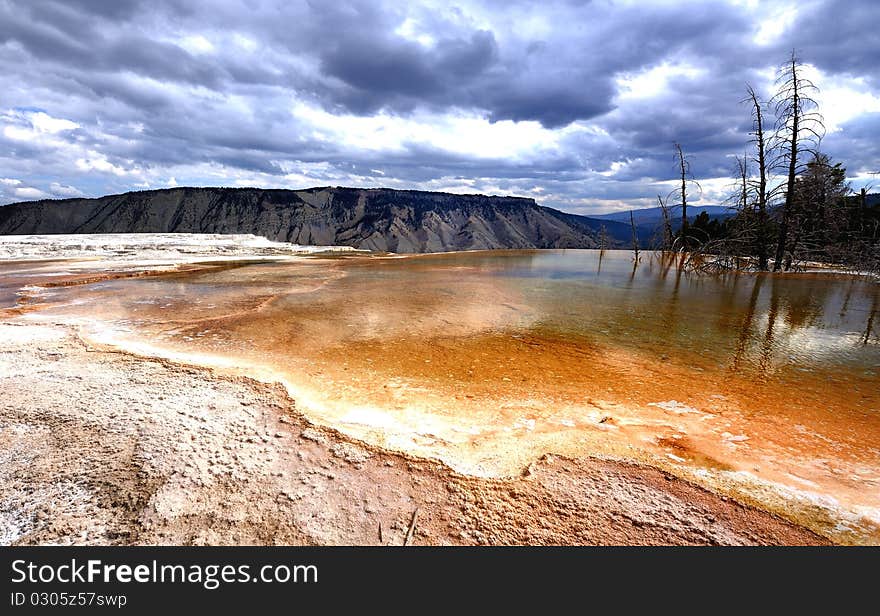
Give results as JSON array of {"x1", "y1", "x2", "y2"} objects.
[{"x1": 0, "y1": 186, "x2": 622, "y2": 253}]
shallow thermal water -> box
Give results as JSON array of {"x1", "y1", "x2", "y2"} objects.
[{"x1": 7, "y1": 249, "x2": 880, "y2": 542}]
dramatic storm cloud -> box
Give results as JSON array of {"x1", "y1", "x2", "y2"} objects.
[{"x1": 1, "y1": 0, "x2": 878, "y2": 213}]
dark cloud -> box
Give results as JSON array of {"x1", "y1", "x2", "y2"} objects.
[
  {"x1": 320, "y1": 29, "x2": 497, "y2": 105},
  {"x1": 40, "y1": 0, "x2": 150, "y2": 20},
  {"x1": 785, "y1": 1, "x2": 880, "y2": 86},
  {"x1": 0, "y1": 0, "x2": 878, "y2": 211},
  {"x1": 825, "y1": 113, "x2": 880, "y2": 178}
]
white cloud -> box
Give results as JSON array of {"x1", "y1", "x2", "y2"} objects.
[
  {"x1": 291, "y1": 102, "x2": 572, "y2": 160},
  {"x1": 30, "y1": 111, "x2": 79, "y2": 133},
  {"x1": 599, "y1": 160, "x2": 631, "y2": 177},
  {"x1": 615, "y1": 62, "x2": 705, "y2": 101},
  {"x1": 179, "y1": 34, "x2": 215, "y2": 55},
  {"x1": 395, "y1": 18, "x2": 436, "y2": 47},
  {"x1": 2, "y1": 110, "x2": 80, "y2": 150},
  {"x1": 804, "y1": 66, "x2": 880, "y2": 133},
  {"x1": 49, "y1": 182, "x2": 83, "y2": 197},
  {"x1": 3, "y1": 125, "x2": 32, "y2": 141},
  {"x1": 753, "y1": 2, "x2": 801, "y2": 45},
  {"x1": 13, "y1": 186, "x2": 49, "y2": 200},
  {"x1": 232, "y1": 33, "x2": 257, "y2": 52},
  {"x1": 75, "y1": 153, "x2": 133, "y2": 177}
]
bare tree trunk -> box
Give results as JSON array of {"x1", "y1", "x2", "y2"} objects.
[
  {"x1": 774, "y1": 67, "x2": 798, "y2": 273},
  {"x1": 675, "y1": 143, "x2": 688, "y2": 246},
  {"x1": 630, "y1": 210, "x2": 640, "y2": 262},
  {"x1": 785, "y1": 226, "x2": 801, "y2": 271},
  {"x1": 657, "y1": 194, "x2": 673, "y2": 251},
  {"x1": 772, "y1": 51, "x2": 823, "y2": 271},
  {"x1": 861, "y1": 187, "x2": 868, "y2": 234},
  {"x1": 747, "y1": 85, "x2": 770, "y2": 270},
  {"x1": 737, "y1": 156, "x2": 749, "y2": 212}
]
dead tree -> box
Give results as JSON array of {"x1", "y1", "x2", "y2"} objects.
[
  {"x1": 675, "y1": 142, "x2": 689, "y2": 242},
  {"x1": 736, "y1": 155, "x2": 750, "y2": 212},
  {"x1": 598, "y1": 224, "x2": 609, "y2": 252},
  {"x1": 657, "y1": 194, "x2": 673, "y2": 251},
  {"x1": 745, "y1": 83, "x2": 772, "y2": 270},
  {"x1": 685, "y1": 156, "x2": 753, "y2": 274},
  {"x1": 629, "y1": 210, "x2": 640, "y2": 262},
  {"x1": 771, "y1": 51, "x2": 825, "y2": 271},
  {"x1": 670, "y1": 143, "x2": 701, "y2": 251},
  {"x1": 729, "y1": 154, "x2": 758, "y2": 262},
  {"x1": 860, "y1": 187, "x2": 868, "y2": 233}
]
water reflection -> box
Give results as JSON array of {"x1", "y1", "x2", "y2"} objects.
[
  {"x1": 477, "y1": 250, "x2": 879, "y2": 377},
  {"x1": 866, "y1": 292, "x2": 878, "y2": 346},
  {"x1": 11, "y1": 250, "x2": 877, "y2": 377}
]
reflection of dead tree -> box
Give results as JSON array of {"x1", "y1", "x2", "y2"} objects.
[
  {"x1": 865, "y1": 292, "x2": 878, "y2": 345},
  {"x1": 732, "y1": 275, "x2": 764, "y2": 372},
  {"x1": 651, "y1": 251, "x2": 686, "y2": 346},
  {"x1": 840, "y1": 277, "x2": 855, "y2": 317},
  {"x1": 652, "y1": 249, "x2": 676, "y2": 285},
  {"x1": 759, "y1": 277, "x2": 781, "y2": 372}
]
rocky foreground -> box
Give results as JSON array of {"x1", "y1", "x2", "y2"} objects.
[{"x1": 0, "y1": 321, "x2": 826, "y2": 546}]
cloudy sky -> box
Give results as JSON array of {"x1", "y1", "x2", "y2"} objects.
[{"x1": 1, "y1": 0, "x2": 878, "y2": 214}]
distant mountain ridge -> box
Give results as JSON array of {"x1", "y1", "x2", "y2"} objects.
[
  {"x1": 591, "y1": 196, "x2": 880, "y2": 245},
  {"x1": 590, "y1": 205, "x2": 743, "y2": 247},
  {"x1": 0, "y1": 186, "x2": 623, "y2": 253},
  {"x1": 590, "y1": 205, "x2": 735, "y2": 228}
]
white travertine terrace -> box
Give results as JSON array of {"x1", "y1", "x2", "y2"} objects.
[{"x1": 0, "y1": 233, "x2": 361, "y2": 262}]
